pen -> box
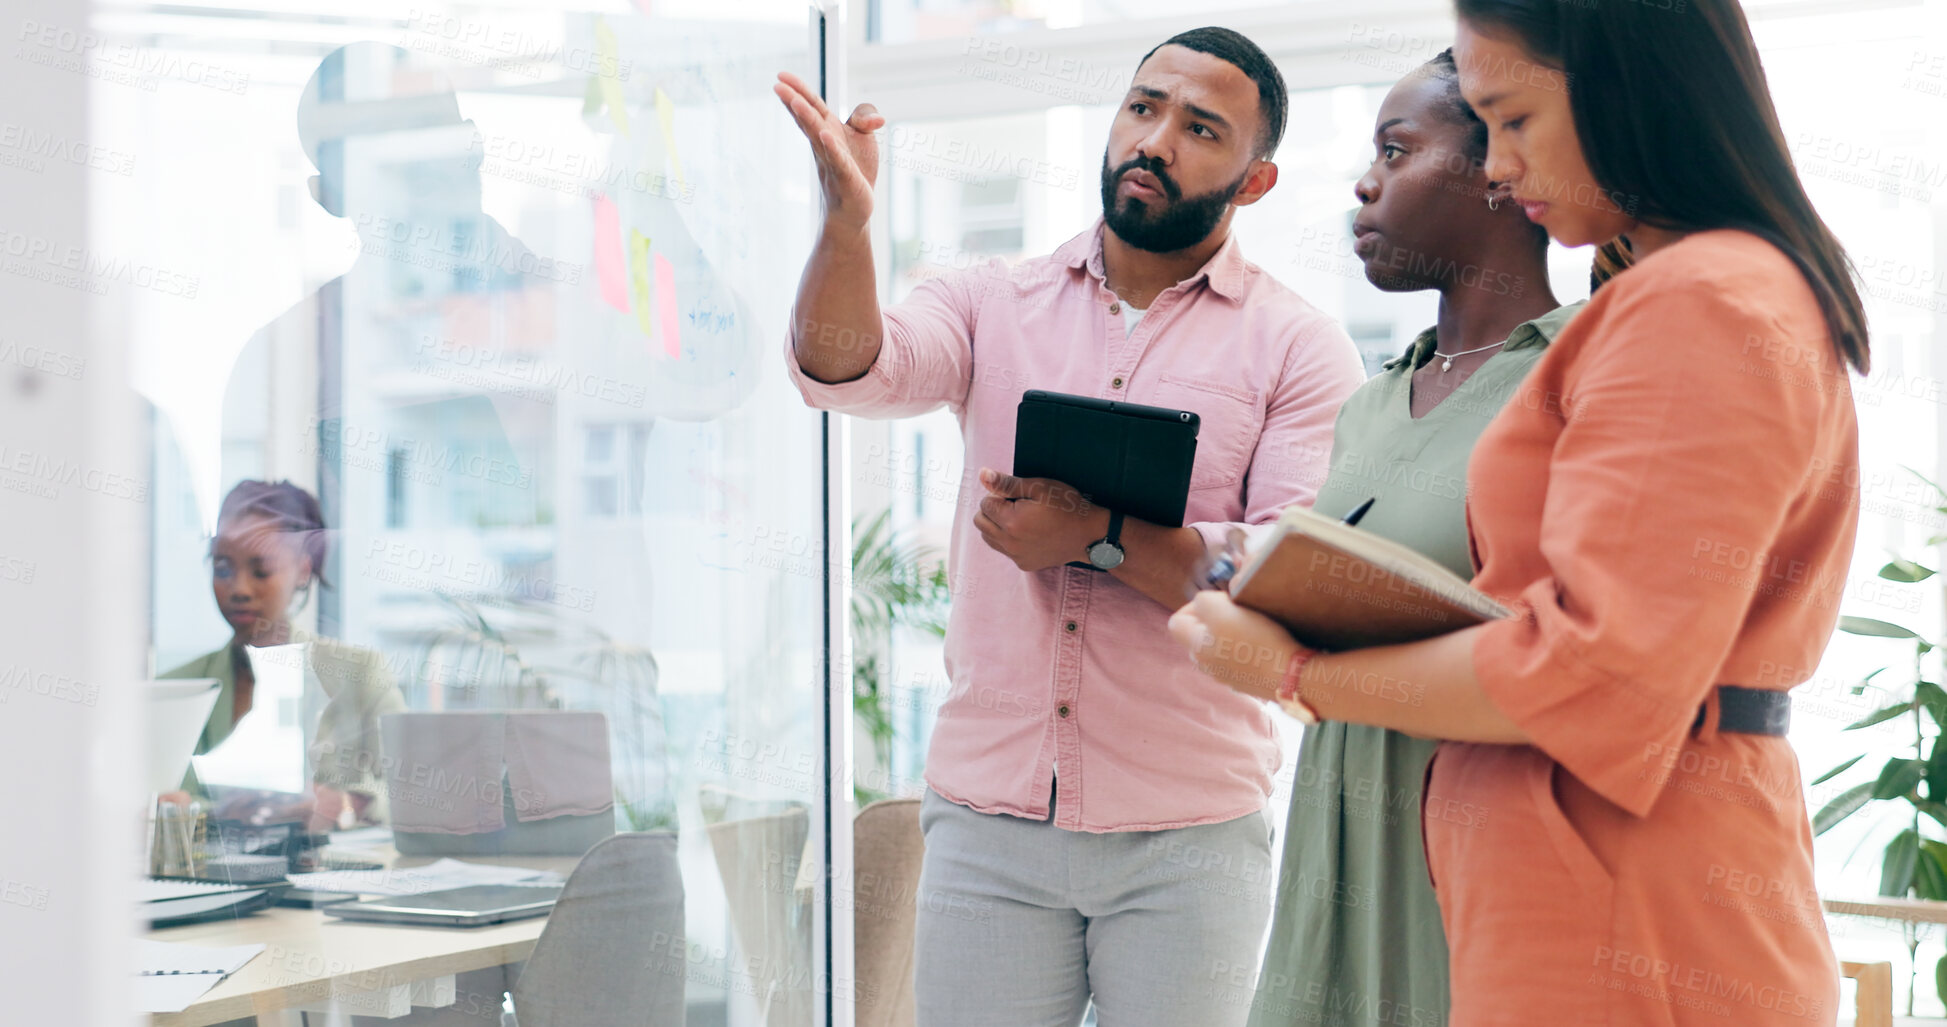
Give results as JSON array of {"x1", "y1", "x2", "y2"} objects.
[
  {"x1": 1201, "y1": 527, "x2": 1249, "y2": 593},
  {"x1": 1202, "y1": 498, "x2": 1377, "y2": 593}
]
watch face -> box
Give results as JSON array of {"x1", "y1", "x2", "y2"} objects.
[{"x1": 1088, "y1": 541, "x2": 1125, "y2": 570}]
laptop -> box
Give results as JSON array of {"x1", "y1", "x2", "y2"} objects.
[{"x1": 325, "y1": 883, "x2": 563, "y2": 927}]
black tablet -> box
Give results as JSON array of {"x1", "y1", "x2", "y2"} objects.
[{"x1": 1012, "y1": 390, "x2": 1200, "y2": 528}]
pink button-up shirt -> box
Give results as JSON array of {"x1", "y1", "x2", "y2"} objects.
[{"x1": 786, "y1": 218, "x2": 1364, "y2": 831}]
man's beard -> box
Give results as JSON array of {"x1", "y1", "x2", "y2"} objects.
[{"x1": 1099, "y1": 151, "x2": 1246, "y2": 254}]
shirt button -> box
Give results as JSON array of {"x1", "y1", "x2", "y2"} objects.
[
  {"x1": 1108, "y1": 302, "x2": 1121, "y2": 314},
  {"x1": 1111, "y1": 376, "x2": 1124, "y2": 389},
  {"x1": 1058, "y1": 704, "x2": 1071, "y2": 718},
  {"x1": 1064, "y1": 621, "x2": 1078, "y2": 633}
]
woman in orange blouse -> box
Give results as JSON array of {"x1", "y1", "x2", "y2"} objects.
[{"x1": 1173, "y1": 0, "x2": 1870, "y2": 1023}]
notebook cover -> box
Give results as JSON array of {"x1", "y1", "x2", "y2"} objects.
[{"x1": 1229, "y1": 530, "x2": 1498, "y2": 650}]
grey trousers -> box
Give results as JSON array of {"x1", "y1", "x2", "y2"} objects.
[{"x1": 914, "y1": 788, "x2": 1274, "y2": 1027}]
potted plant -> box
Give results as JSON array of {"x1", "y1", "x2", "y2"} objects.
[
  {"x1": 850, "y1": 509, "x2": 951, "y2": 804},
  {"x1": 407, "y1": 593, "x2": 678, "y2": 832},
  {"x1": 1813, "y1": 469, "x2": 1947, "y2": 1015}
]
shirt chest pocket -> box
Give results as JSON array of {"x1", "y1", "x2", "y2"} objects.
[{"x1": 1150, "y1": 373, "x2": 1264, "y2": 491}]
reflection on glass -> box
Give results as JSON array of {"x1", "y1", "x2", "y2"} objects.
[
  {"x1": 131, "y1": 5, "x2": 827, "y2": 1023},
  {"x1": 159, "y1": 479, "x2": 405, "y2": 833}
]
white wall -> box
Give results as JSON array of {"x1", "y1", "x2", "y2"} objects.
[{"x1": 0, "y1": 0, "x2": 144, "y2": 1020}]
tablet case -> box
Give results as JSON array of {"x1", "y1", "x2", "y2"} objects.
[{"x1": 1012, "y1": 390, "x2": 1200, "y2": 528}]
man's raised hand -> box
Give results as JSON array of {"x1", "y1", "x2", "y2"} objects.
[{"x1": 774, "y1": 71, "x2": 885, "y2": 233}]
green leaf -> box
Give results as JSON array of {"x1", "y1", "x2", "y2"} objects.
[
  {"x1": 1920, "y1": 801, "x2": 1947, "y2": 833},
  {"x1": 1920, "y1": 855, "x2": 1947, "y2": 902},
  {"x1": 1882, "y1": 828, "x2": 1920, "y2": 897},
  {"x1": 1813, "y1": 754, "x2": 1866, "y2": 785},
  {"x1": 1903, "y1": 464, "x2": 1947, "y2": 505},
  {"x1": 1937, "y1": 955, "x2": 1947, "y2": 1013},
  {"x1": 1920, "y1": 843, "x2": 1947, "y2": 901},
  {"x1": 1840, "y1": 616, "x2": 1923, "y2": 639},
  {"x1": 1846, "y1": 700, "x2": 1918, "y2": 730},
  {"x1": 1814, "y1": 782, "x2": 1876, "y2": 834},
  {"x1": 1878, "y1": 558, "x2": 1936, "y2": 583},
  {"x1": 1921, "y1": 681, "x2": 1947, "y2": 730},
  {"x1": 1873, "y1": 758, "x2": 1928, "y2": 800},
  {"x1": 1930, "y1": 737, "x2": 1947, "y2": 799}
]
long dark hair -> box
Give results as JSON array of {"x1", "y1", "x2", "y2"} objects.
[{"x1": 1455, "y1": 0, "x2": 1869, "y2": 372}]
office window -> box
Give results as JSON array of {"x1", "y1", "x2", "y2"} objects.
[
  {"x1": 584, "y1": 425, "x2": 620, "y2": 517},
  {"x1": 126, "y1": 5, "x2": 836, "y2": 1024},
  {"x1": 869, "y1": 0, "x2": 1296, "y2": 44}
]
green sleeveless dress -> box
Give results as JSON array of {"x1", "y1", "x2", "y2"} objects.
[{"x1": 1247, "y1": 302, "x2": 1582, "y2": 1027}]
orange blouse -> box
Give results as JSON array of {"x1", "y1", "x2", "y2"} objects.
[{"x1": 1427, "y1": 230, "x2": 1860, "y2": 1025}]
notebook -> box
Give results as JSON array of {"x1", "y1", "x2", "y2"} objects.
[
  {"x1": 140, "y1": 877, "x2": 280, "y2": 925},
  {"x1": 133, "y1": 940, "x2": 264, "y2": 1013},
  {"x1": 1228, "y1": 504, "x2": 1510, "y2": 650}
]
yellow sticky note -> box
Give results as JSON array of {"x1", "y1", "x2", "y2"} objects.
[
  {"x1": 596, "y1": 17, "x2": 628, "y2": 135},
  {"x1": 627, "y1": 230, "x2": 655, "y2": 340},
  {"x1": 655, "y1": 87, "x2": 686, "y2": 191}
]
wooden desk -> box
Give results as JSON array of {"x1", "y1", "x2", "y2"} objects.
[
  {"x1": 1826, "y1": 896, "x2": 1947, "y2": 926},
  {"x1": 1822, "y1": 897, "x2": 1947, "y2": 1027},
  {"x1": 150, "y1": 852, "x2": 580, "y2": 1026},
  {"x1": 150, "y1": 905, "x2": 544, "y2": 1026}
]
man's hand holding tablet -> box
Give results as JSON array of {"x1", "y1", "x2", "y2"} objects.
[
  {"x1": 983, "y1": 390, "x2": 1202, "y2": 578},
  {"x1": 972, "y1": 468, "x2": 1112, "y2": 573}
]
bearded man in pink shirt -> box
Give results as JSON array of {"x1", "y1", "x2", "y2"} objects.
[{"x1": 775, "y1": 27, "x2": 1363, "y2": 1027}]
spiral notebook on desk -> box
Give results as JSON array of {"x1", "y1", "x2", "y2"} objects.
[
  {"x1": 140, "y1": 877, "x2": 283, "y2": 926},
  {"x1": 1229, "y1": 504, "x2": 1510, "y2": 650},
  {"x1": 134, "y1": 940, "x2": 264, "y2": 1013}
]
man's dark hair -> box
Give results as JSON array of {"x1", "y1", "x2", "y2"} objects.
[{"x1": 1137, "y1": 27, "x2": 1287, "y2": 159}]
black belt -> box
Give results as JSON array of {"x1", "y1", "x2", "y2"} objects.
[{"x1": 1693, "y1": 685, "x2": 1791, "y2": 736}]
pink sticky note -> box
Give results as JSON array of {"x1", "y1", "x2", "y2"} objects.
[
  {"x1": 654, "y1": 254, "x2": 681, "y2": 359},
  {"x1": 592, "y1": 193, "x2": 630, "y2": 313}
]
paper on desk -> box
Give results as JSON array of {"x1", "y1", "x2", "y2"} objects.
[
  {"x1": 285, "y1": 857, "x2": 557, "y2": 896},
  {"x1": 133, "y1": 940, "x2": 264, "y2": 1013},
  {"x1": 138, "y1": 939, "x2": 263, "y2": 975},
  {"x1": 135, "y1": 974, "x2": 227, "y2": 1013}
]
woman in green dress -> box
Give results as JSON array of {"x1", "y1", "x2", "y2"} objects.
[
  {"x1": 1246, "y1": 51, "x2": 1605, "y2": 1027},
  {"x1": 160, "y1": 480, "x2": 403, "y2": 829}
]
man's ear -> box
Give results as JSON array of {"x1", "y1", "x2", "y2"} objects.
[{"x1": 1230, "y1": 159, "x2": 1278, "y2": 207}]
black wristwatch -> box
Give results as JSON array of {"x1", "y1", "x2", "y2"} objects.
[{"x1": 1085, "y1": 510, "x2": 1126, "y2": 571}]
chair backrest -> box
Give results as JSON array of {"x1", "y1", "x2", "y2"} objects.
[
  {"x1": 1838, "y1": 960, "x2": 1892, "y2": 1027},
  {"x1": 704, "y1": 806, "x2": 815, "y2": 1027},
  {"x1": 853, "y1": 798, "x2": 923, "y2": 1027},
  {"x1": 511, "y1": 831, "x2": 685, "y2": 1026},
  {"x1": 384, "y1": 710, "x2": 615, "y2": 857}
]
